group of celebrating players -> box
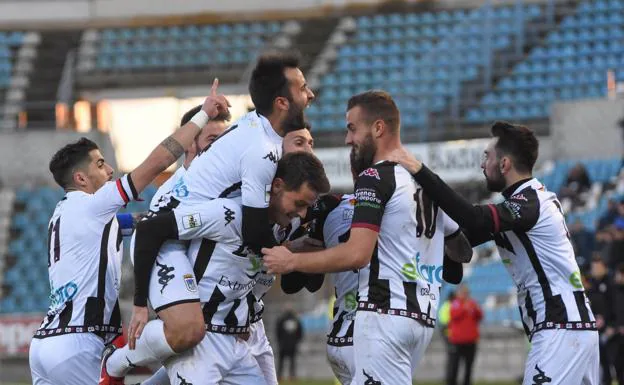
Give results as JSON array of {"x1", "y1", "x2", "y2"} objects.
[{"x1": 28, "y1": 51, "x2": 599, "y2": 385}]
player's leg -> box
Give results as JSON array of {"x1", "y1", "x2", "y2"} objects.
[
  {"x1": 107, "y1": 245, "x2": 203, "y2": 378},
  {"x1": 139, "y1": 367, "x2": 170, "y2": 385},
  {"x1": 30, "y1": 333, "x2": 104, "y2": 385},
  {"x1": 222, "y1": 337, "x2": 267, "y2": 385},
  {"x1": 248, "y1": 320, "x2": 278, "y2": 385},
  {"x1": 353, "y1": 311, "x2": 421, "y2": 385},
  {"x1": 523, "y1": 329, "x2": 599, "y2": 385},
  {"x1": 326, "y1": 345, "x2": 355, "y2": 385},
  {"x1": 165, "y1": 333, "x2": 233, "y2": 385}
]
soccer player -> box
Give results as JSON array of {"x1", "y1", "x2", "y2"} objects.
[
  {"x1": 263, "y1": 91, "x2": 472, "y2": 384},
  {"x1": 388, "y1": 121, "x2": 599, "y2": 385},
  {"x1": 169, "y1": 152, "x2": 331, "y2": 384},
  {"x1": 101, "y1": 51, "x2": 314, "y2": 384},
  {"x1": 27, "y1": 82, "x2": 230, "y2": 385}
]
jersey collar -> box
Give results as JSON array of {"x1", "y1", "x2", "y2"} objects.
[
  {"x1": 255, "y1": 111, "x2": 282, "y2": 143},
  {"x1": 502, "y1": 178, "x2": 542, "y2": 199}
]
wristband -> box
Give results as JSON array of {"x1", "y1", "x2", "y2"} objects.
[{"x1": 190, "y1": 109, "x2": 209, "y2": 128}]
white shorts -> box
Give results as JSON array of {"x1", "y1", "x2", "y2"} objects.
[
  {"x1": 523, "y1": 329, "x2": 599, "y2": 385},
  {"x1": 353, "y1": 311, "x2": 434, "y2": 385},
  {"x1": 248, "y1": 319, "x2": 278, "y2": 385},
  {"x1": 165, "y1": 332, "x2": 266, "y2": 385},
  {"x1": 29, "y1": 333, "x2": 104, "y2": 385},
  {"x1": 326, "y1": 344, "x2": 354, "y2": 385},
  {"x1": 130, "y1": 233, "x2": 199, "y2": 313}
]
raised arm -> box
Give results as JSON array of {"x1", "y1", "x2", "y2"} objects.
[{"x1": 129, "y1": 79, "x2": 230, "y2": 193}]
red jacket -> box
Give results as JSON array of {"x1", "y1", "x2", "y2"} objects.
[{"x1": 448, "y1": 297, "x2": 483, "y2": 344}]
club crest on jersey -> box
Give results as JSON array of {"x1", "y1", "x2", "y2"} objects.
[
  {"x1": 182, "y1": 213, "x2": 202, "y2": 229},
  {"x1": 359, "y1": 168, "x2": 380, "y2": 180},
  {"x1": 183, "y1": 274, "x2": 197, "y2": 292}
]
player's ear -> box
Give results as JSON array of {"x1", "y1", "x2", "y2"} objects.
[
  {"x1": 272, "y1": 177, "x2": 285, "y2": 195},
  {"x1": 274, "y1": 96, "x2": 289, "y2": 112},
  {"x1": 73, "y1": 169, "x2": 89, "y2": 188},
  {"x1": 372, "y1": 119, "x2": 384, "y2": 138}
]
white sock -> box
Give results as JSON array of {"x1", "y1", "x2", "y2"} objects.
[
  {"x1": 140, "y1": 366, "x2": 170, "y2": 385},
  {"x1": 106, "y1": 319, "x2": 175, "y2": 377}
]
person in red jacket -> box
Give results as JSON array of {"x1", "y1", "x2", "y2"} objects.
[{"x1": 446, "y1": 284, "x2": 483, "y2": 385}]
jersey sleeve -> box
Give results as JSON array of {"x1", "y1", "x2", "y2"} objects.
[
  {"x1": 351, "y1": 166, "x2": 395, "y2": 233},
  {"x1": 240, "y1": 145, "x2": 279, "y2": 209},
  {"x1": 486, "y1": 189, "x2": 540, "y2": 234},
  {"x1": 89, "y1": 174, "x2": 139, "y2": 222},
  {"x1": 441, "y1": 210, "x2": 460, "y2": 238}
]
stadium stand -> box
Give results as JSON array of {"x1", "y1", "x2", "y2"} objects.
[{"x1": 466, "y1": 0, "x2": 624, "y2": 123}]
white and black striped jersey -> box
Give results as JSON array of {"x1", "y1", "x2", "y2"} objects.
[
  {"x1": 412, "y1": 166, "x2": 597, "y2": 339},
  {"x1": 34, "y1": 175, "x2": 139, "y2": 342},
  {"x1": 352, "y1": 162, "x2": 459, "y2": 327},
  {"x1": 324, "y1": 194, "x2": 359, "y2": 346},
  {"x1": 149, "y1": 166, "x2": 186, "y2": 213},
  {"x1": 249, "y1": 219, "x2": 301, "y2": 323},
  {"x1": 185, "y1": 199, "x2": 257, "y2": 334},
  {"x1": 157, "y1": 111, "x2": 282, "y2": 212},
  {"x1": 488, "y1": 179, "x2": 595, "y2": 337}
]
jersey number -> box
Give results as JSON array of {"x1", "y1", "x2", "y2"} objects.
[
  {"x1": 413, "y1": 188, "x2": 438, "y2": 239},
  {"x1": 47, "y1": 217, "x2": 61, "y2": 267}
]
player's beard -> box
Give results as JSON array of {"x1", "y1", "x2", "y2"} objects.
[
  {"x1": 350, "y1": 133, "x2": 377, "y2": 175},
  {"x1": 282, "y1": 99, "x2": 306, "y2": 134},
  {"x1": 484, "y1": 168, "x2": 506, "y2": 192}
]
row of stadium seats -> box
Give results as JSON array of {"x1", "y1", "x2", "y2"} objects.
[
  {"x1": 466, "y1": 0, "x2": 624, "y2": 122},
  {"x1": 311, "y1": 3, "x2": 543, "y2": 131},
  {"x1": 0, "y1": 184, "x2": 157, "y2": 314},
  {"x1": 94, "y1": 21, "x2": 282, "y2": 71}
]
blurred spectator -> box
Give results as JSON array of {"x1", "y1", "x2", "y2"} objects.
[
  {"x1": 439, "y1": 291, "x2": 456, "y2": 385},
  {"x1": 597, "y1": 198, "x2": 619, "y2": 232},
  {"x1": 612, "y1": 264, "x2": 624, "y2": 385},
  {"x1": 560, "y1": 163, "x2": 592, "y2": 211},
  {"x1": 276, "y1": 307, "x2": 303, "y2": 381},
  {"x1": 447, "y1": 285, "x2": 482, "y2": 385},
  {"x1": 585, "y1": 257, "x2": 615, "y2": 385},
  {"x1": 595, "y1": 200, "x2": 624, "y2": 270},
  {"x1": 570, "y1": 219, "x2": 595, "y2": 271}
]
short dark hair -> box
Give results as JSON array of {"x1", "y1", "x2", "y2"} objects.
[
  {"x1": 275, "y1": 152, "x2": 330, "y2": 194},
  {"x1": 249, "y1": 51, "x2": 301, "y2": 116},
  {"x1": 491, "y1": 121, "x2": 539, "y2": 173},
  {"x1": 303, "y1": 120, "x2": 311, "y2": 131},
  {"x1": 347, "y1": 90, "x2": 400, "y2": 133},
  {"x1": 180, "y1": 105, "x2": 230, "y2": 126},
  {"x1": 49, "y1": 137, "x2": 99, "y2": 189}
]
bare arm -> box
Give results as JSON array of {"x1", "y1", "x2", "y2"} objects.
[
  {"x1": 129, "y1": 79, "x2": 230, "y2": 193},
  {"x1": 263, "y1": 227, "x2": 378, "y2": 274}
]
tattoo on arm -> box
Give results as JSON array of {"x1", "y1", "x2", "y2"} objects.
[{"x1": 160, "y1": 137, "x2": 185, "y2": 160}]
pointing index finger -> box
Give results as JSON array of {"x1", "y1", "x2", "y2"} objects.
[{"x1": 210, "y1": 78, "x2": 219, "y2": 96}]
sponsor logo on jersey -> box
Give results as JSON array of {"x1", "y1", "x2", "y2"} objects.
[
  {"x1": 183, "y1": 274, "x2": 197, "y2": 292},
  {"x1": 223, "y1": 205, "x2": 235, "y2": 225},
  {"x1": 172, "y1": 179, "x2": 189, "y2": 198},
  {"x1": 344, "y1": 290, "x2": 358, "y2": 311},
  {"x1": 503, "y1": 200, "x2": 522, "y2": 219},
  {"x1": 263, "y1": 151, "x2": 278, "y2": 163},
  {"x1": 511, "y1": 193, "x2": 528, "y2": 202},
  {"x1": 532, "y1": 365, "x2": 551, "y2": 385},
  {"x1": 182, "y1": 213, "x2": 202, "y2": 229},
  {"x1": 355, "y1": 188, "x2": 382, "y2": 209},
  {"x1": 569, "y1": 271, "x2": 583, "y2": 289},
  {"x1": 246, "y1": 255, "x2": 263, "y2": 279},
  {"x1": 156, "y1": 262, "x2": 175, "y2": 294},
  {"x1": 402, "y1": 252, "x2": 443, "y2": 284},
  {"x1": 342, "y1": 208, "x2": 354, "y2": 222},
  {"x1": 359, "y1": 168, "x2": 380, "y2": 180},
  {"x1": 49, "y1": 281, "x2": 79, "y2": 310},
  {"x1": 218, "y1": 275, "x2": 256, "y2": 291}
]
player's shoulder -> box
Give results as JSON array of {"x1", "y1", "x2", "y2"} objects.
[{"x1": 356, "y1": 161, "x2": 397, "y2": 182}]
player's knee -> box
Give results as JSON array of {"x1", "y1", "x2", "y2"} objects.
[{"x1": 166, "y1": 317, "x2": 205, "y2": 352}]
